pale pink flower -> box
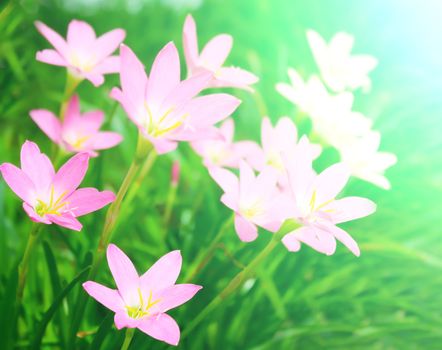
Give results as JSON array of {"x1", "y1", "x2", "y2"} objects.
[
  {"x1": 83, "y1": 245, "x2": 201, "y2": 346},
  {"x1": 30, "y1": 95, "x2": 122, "y2": 157},
  {"x1": 35, "y1": 20, "x2": 125, "y2": 86},
  {"x1": 248, "y1": 117, "x2": 321, "y2": 175},
  {"x1": 281, "y1": 137, "x2": 376, "y2": 256},
  {"x1": 338, "y1": 130, "x2": 397, "y2": 190},
  {"x1": 183, "y1": 14, "x2": 258, "y2": 91},
  {"x1": 110, "y1": 43, "x2": 241, "y2": 154},
  {"x1": 191, "y1": 118, "x2": 260, "y2": 168},
  {"x1": 0, "y1": 141, "x2": 115, "y2": 231},
  {"x1": 306, "y1": 30, "x2": 378, "y2": 93},
  {"x1": 209, "y1": 161, "x2": 290, "y2": 242}
]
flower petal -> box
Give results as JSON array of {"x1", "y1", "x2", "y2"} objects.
[
  {"x1": 183, "y1": 14, "x2": 199, "y2": 72},
  {"x1": 157, "y1": 284, "x2": 202, "y2": 312},
  {"x1": 46, "y1": 213, "x2": 82, "y2": 231},
  {"x1": 139, "y1": 250, "x2": 182, "y2": 292},
  {"x1": 147, "y1": 42, "x2": 180, "y2": 107},
  {"x1": 93, "y1": 56, "x2": 120, "y2": 74},
  {"x1": 314, "y1": 162, "x2": 350, "y2": 204},
  {"x1": 20, "y1": 140, "x2": 55, "y2": 193},
  {"x1": 30, "y1": 109, "x2": 62, "y2": 144},
  {"x1": 214, "y1": 66, "x2": 258, "y2": 90},
  {"x1": 66, "y1": 188, "x2": 115, "y2": 217},
  {"x1": 200, "y1": 34, "x2": 232, "y2": 70},
  {"x1": 94, "y1": 28, "x2": 125, "y2": 63},
  {"x1": 83, "y1": 281, "x2": 125, "y2": 312},
  {"x1": 35, "y1": 21, "x2": 69, "y2": 58},
  {"x1": 321, "y1": 223, "x2": 360, "y2": 256},
  {"x1": 137, "y1": 313, "x2": 180, "y2": 346},
  {"x1": 67, "y1": 20, "x2": 96, "y2": 52},
  {"x1": 52, "y1": 152, "x2": 90, "y2": 199},
  {"x1": 0, "y1": 163, "x2": 36, "y2": 204},
  {"x1": 234, "y1": 214, "x2": 258, "y2": 242},
  {"x1": 35, "y1": 49, "x2": 67, "y2": 66},
  {"x1": 106, "y1": 244, "x2": 140, "y2": 306},
  {"x1": 87, "y1": 132, "x2": 123, "y2": 151},
  {"x1": 208, "y1": 166, "x2": 239, "y2": 195},
  {"x1": 326, "y1": 196, "x2": 376, "y2": 224}
]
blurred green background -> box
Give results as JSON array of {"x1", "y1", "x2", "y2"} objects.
[{"x1": 1, "y1": 0, "x2": 441, "y2": 349}]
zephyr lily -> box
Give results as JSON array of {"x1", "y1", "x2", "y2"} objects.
[
  {"x1": 338, "y1": 130, "x2": 397, "y2": 190},
  {"x1": 0, "y1": 141, "x2": 115, "y2": 231},
  {"x1": 35, "y1": 20, "x2": 125, "y2": 86},
  {"x1": 281, "y1": 137, "x2": 376, "y2": 256},
  {"x1": 110, "y1": 43, "x2": 241, "y2": 154},
  {"x1": 306, "y1": 29, "x2": 378, "y2": 92},
  {"x1": 191, "y1": 118, "x2": 260, "y2": 168},
  {"x1": 248, "y1": 117, "x2": 321, "y2": 175},
  {"x1": 83, "y1": 245, "x2": 202, "y2": 346},
  {"x1": 276, "y1": 69, "x2": 330, "y2": 116},
  {"x1": 30, "y1": 95, "x2": 122, "y2": 156},
  {"x1": 183, "y1": 14, "x2": 258, "y2": 91},
  {"x1": 209, "y1": 161, "x2": 290, "y2": 242}
]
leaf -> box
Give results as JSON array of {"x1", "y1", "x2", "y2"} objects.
[
  {"x1": 89, "y1": 312, "x2": 114, "y2": 350},
  {"x1": 30, "y1": 266, "x2": 90, "y2": 350},
  {"x1": 0, "y1": 265, "x2": 18, "y2": 350}
]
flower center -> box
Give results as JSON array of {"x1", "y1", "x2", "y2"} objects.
[
  {"x1": 69, "y1": 53, "x2": 96, "y2": 72},
  {"x1": 126, "y1": 289, "x2": 161, "y2": 319},
  {"x1": 240, "y1": 200, "x2": 263, "y2": 219},
  {"x1": 35, "y1": 186, "x2": 69, "y2": 217},
  {"x1": 143, "y1": 103, "x2": 188, "y2": 138},
  {"x1": 266, "y1": 151, "x2": 284, "y2": 171}
]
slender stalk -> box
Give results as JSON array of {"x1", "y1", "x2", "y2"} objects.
[
  {"x1": 181, "y1": 220, "x2": 300, "y2": 338},
  {"x1": 68, "y1": 134, "x2": 152, "y2": 349},
  {"x1": 184, "y1": 214, "x2": 234, "y2": 282},
  {"x1": 120, "y1": 328, "x2": 135, "y2": 350},
  {"x1": 17, "y1": 223, "x2": 42, "y2": 302},
  {"x1": 162, "y1": 183, "x2": 178, "y2": 238},
  {"x1": 59, "y1": 72, "x2": 81, "y2": 121}
]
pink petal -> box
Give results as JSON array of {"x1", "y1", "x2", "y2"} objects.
[
  {"x1": 214, "y1": 66, "x2": 259, "y2": 90},
  {"x1": 208, "y1": 167, "x2": 239, "y2": 195},
  {"x1": 275, "y1": 117, "x2": 298, "y2": 150},
  {"x1": 30, "y1": 109, "x2": 62, "y2": 144},
  {"x1": 83, "y1": 73, "x2": 104, "y2": 87},
  {"x1": 281, "y1": 232, "x2": 301, "y2": 252},
  {"x1": 106, "y1": 244, "x2": 140, "y2": 306},
  {"x1": 71, "y1": 110, "x2": 105, "y2": 134},
  {"x1": 83, "y1": 281, "x2": 125, "y2": 312},
  {"x1": 119, "y1": 44, "x2": 148, "y2": 110},
  {"x1": 321, "y1": 223, "x2": 360, "y2": 256},
  {"x1": 220, "y1": 118, "x2": 234, "y2": 143},
  {"x1": 67, "y1": 20, "x2": 96, "y2": 51},
  {"x1": 200, "y1": 34, "x2": 232, "y2": 70},
  {"x1": 110, "y1": 87, "x2": 140, "y2": 126},
  {"x1": 35, "y1": 49, "x2": 67, "y2": 66},
  {"x1": 46, "y1": 213, "x2": 82, "y2": 231},
  {"x1": 137, "y1": 313, "x2": 180, "y2": 346},
  {"x1": 52, "y1": 152, "x2": 89, "y2": 199},
  {"x1": 239, "y1": 160, "x2": 256, "y2": 199},
  {"x1": 94, "y1": 28, "x2": 125, "y2": 63},
  {"x1": 149, "y1": 137, "x2": 178, "y2": 155},
  {"x1": 34, "y1": 21, "x2": 69, "y2": 58},
  {"x1": 234, "y1": 214, "x2": 258, "y2": 242},
  {"x1": 157, "y1": 284, "x2": 202, "y2": 312},
  {"x1": 326, "y1": 196, "x2": 376, "y2": 224},
  {"x1": 261, "y1": 117, "x2": 273, "y2": 153},
  {"x1": 114, "y1": 311, "x2": 142, "y2": 329},
  {"x1": 20, "y1": 140, "x2": 55, "y2": 193},
  {"x1": 314, "y1": 163, "x2": 350, "y2": 204},
  {"x1": 66, "y1": 188, "x2": 115, "y2": 217},
  {"x1": 283, "y1": 226, "x2": 335, "y2": 255},
  {"x1": 147, "y1": 42, "x2": 180, "y2": 107},
  {"x1": 87, "y1": 132, "x2": 123, "y2": 151},
  {"x1": 0, "y1": 163, "x2": 36, "y2": 204},
  {"x1": 185, "y1": 93, "x2": 241, "y2": 127},
  {"x1": 93, "y1": 56, "x2": 120, "y2": 74},
  {"x1": 140, "y1": 250, "x2": 182, "y2": 292},
  {"x1": 183, "y1": 14, "x2": 199, "y2": 72},
  {"x1": 63, "y1": 94, "x2": 81, "y2": 129},
  {"x1": 23, "y1": 202, "x2": 50, "y2": 224}
]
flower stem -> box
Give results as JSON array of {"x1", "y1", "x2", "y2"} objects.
[
  {"x1": 68, "y1": 134, "x2": 152, "y2": 349},
  {"x1": 120, "y1": 328, "x2": 135, "y2": 350},
  {"x1": 17, "y1": 223, "x2": 42, "y2": 302},
  {"x1": 181, "y1": 220, "x2": 300, "y2": 339},
  {"x1": 184, "y1": 214, "x2": 234, "y2": 282},
  {"x1": 59, "y1": 72, "x2": 81, "y2": 121}
]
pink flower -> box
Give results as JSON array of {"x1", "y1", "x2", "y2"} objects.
[
  {"x1": 191, "y1": 118, "x2": 260, "y2": 168},
  {"x1": 209, "y1": 161, "x2": 290, "y2": 242},
  {"x1": 248, "y1": 117, "x2": 321, "y2": 175},
  {"x1": 83, "y1": 245, "x2": 201, "y2": 346},
  {"x1": 0, "y1": 141, "x2": 115, "y2": 231},
  {"x1": 183, "y1": 14, "x2": 258, "y2": 91},
  {"x1": 30, "y1": 95, "x2": 123, "y2": 157},
  {"x1": 110, "y1": 43, "x2": 241, "y2": 154},
  {"x1": 35, "y1": 20, "x2": 125, "y2": 86},
  {"x1": 281, "y1": 137, "x2": 376, "y2": 256},
  {"x1": 171, "y1": 161, "x2": 180, "y2": 186}
]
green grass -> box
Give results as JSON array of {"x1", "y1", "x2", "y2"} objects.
[{"x1": 1, "y1": 0, "x2": 441, "y2": 349}]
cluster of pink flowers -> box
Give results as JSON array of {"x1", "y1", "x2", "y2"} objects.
[{"x1": 1, "y1": 14, "x2": 385, "y2": 347}]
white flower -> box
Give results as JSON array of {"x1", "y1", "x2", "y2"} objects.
[{"x1": 306, "y1": 30, "x2": 378, "y2": 93}]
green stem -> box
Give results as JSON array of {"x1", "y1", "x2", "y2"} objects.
[
  {"x1": 68, "y1": 134, "x2": 152, "y2": 349},
  {"x1": 162, "y1": 183, "x2": 177, "y2": 238},
  {"x1": 181, "y1": 220, "x2": 300, "y2": 339},
  {"x1": 17, "y1": 223, "x2": 42, "y2": 302},
  {"x1": 184, "y1": 214, "x2": 234, "y2": 282},
  {"x1": 59, "y1": 72, "x2": 81, "y2": 121},
  {"x1": 120, "y1": 328, "x2": 135, "y2": 350}
]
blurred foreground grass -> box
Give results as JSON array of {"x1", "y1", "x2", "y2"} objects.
[{"x1": 0, "y1": 0, "x2": 441, "y2": 349}]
